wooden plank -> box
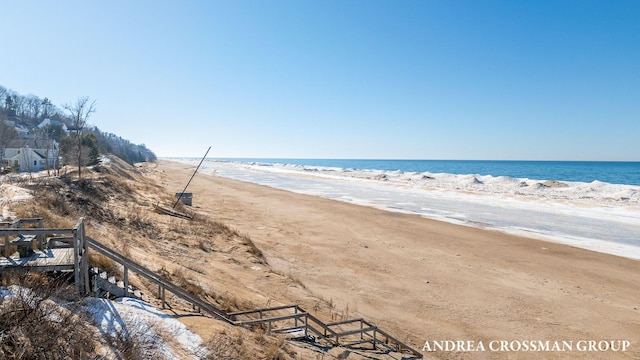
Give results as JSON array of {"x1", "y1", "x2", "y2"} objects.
[
  {"x1": 0, "y1": 228, "x2": 74, "y2": 236},
  {"x1": 152, "y1": 203, "x2": 193, "y2": 220},
  {"x1": 0, "y1": 248, "x2": 75, "y2": 270}
]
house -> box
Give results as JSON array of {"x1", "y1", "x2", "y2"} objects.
[
  {"x1": 37, "y1": 118, "x2": 69, "y2": 133},
  {"x1": 3, "y1": 119, "x2": 33, "y2": 139},
  {"x1": 14, "y1": 123, "x2": 32, "y2": 139},
  {"x1": 3, "y1": 138, "x2": 59, "y2": 172}
]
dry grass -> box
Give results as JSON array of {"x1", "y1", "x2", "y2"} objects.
[
  {"x1": 203, "y1": 329, "x2": 299, "y2": 360},
  {"x1": 0, "y1": 272, "x2": 98, "y2": 359},
  {"x1": 203, "y1": 329, "x2": 250, "y2": 359},
  {"x1": 0, "y1": 158, "x2": 313, "y2": 359},
  {"x1": 89, "y1": 253, "x2": 122, "y2": 278},
  {"x1": 9, "y1": 203, "x2": 74, "y2": 229},
  {"x1": 169, "y1": 267, "x2": 208, "y2": 298}
]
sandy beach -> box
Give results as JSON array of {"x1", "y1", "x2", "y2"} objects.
[{"x1": 152, "y1": 159, "x2": 639, "y2": 359}]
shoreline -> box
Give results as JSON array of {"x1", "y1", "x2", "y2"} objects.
[
  {"x1": 155, "y1": 159, "x2": 640, "y2": 359},
  {"x1": 167, "y1": 157, "x2": 640, "y2": 261},
  {"x1": 163, "y1": 157, "x2": 640, "y2": 186}
]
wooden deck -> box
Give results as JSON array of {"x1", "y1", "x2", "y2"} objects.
[{"x1": 0, "y1": 248, "x2": 75, "y2": 272}]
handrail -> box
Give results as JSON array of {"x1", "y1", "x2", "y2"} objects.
[
  {"x1": 229, "y1": 304, "x2": 300, "y2": 317},
  {"x1": 86, "y1": 237, "x2": 232, "y2": 323},
  {"x1": 234, "y1": 312, "x2": 308, "y2": 326},
  {"x1": 4, "y1": 218, "x2": 423, "y2": 358},
  {"x1": 0, "y1": 228, "x2": 74, "y2": 235},
  {"x1": 326, "y1": 318, "x2": 366, "y2": 327},
  {"x1": 305, "y1": 312, "x2": 340, "y2": 339},
  {"x1": 0, "y1": 218, "x2": 44, "y2": 227},
  {"x1": 88, "y1": 236, "x2": 420, "y2": 357},
  {"x1": 232, "y1": 305, "x2": 422, "y2": 358}
]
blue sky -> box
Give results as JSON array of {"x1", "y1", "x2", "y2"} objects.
[{"x1": 1, "y1": 1, "x2": 638, "y2": 160}]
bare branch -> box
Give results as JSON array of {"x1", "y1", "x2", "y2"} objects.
[
  {"x1": 63, "y1": 96, "x2": 97, "y2": 178},
  {"x1": 63, "y1": 96, "x2": 97, "y2": 131}
]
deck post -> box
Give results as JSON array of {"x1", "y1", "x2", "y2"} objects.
[
  {"x1": 73, "y1": 222, "x2": 80, "y2": 294},
  {"x1": 37, "y1": 218, "x2": 44, "y2": 250},
  {"x1": 73, "y1": 218, "x2": 89, "y2": 296},
  {"x1": 2, "y1": 221, "x2": 7, "y2": 257},
  {"x1": 3, "y1": 234, "x2": 8, "y2": 257},
  {"x1": 80, "y1": 219, "x2": 90, "y2": 295}
]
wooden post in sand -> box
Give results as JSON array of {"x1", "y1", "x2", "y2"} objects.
[{"x1": 158, "y1": 284, "x2": 166, "y2": 309}]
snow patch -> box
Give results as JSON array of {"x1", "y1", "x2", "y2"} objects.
[{"x1": 84, "y1": 297, "x2": 207, "y2": 359}]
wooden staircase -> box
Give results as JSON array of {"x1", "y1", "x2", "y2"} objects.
[
  {"x1": 3, "y1": 218, "x2": 424, "y2": 359},
  {"x1": 230, "y1": 305, "x2": 423, "y2": 358}
]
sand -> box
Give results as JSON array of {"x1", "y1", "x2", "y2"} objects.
[{"x1": 151, "y1": 160, "x2": 639, "y2": 359}]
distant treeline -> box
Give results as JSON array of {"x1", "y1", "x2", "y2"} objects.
[
  {"x1": 87, "y1": 129, "x2": 156, "y2": 164},
  {"x1": 0, "y1": 84, "x2": 156, "y2": 164}
]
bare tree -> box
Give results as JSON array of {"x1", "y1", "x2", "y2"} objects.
[
  {"x1": 0, "y1": 85, "x2": 7, "y2": 103},
  {"x1": 12, "y1": 94, "x2": 27, "y2": 119},
  {"x1": 24, "y1": 94, "x2": 43, "y2": 123},
  {"x1": 42, "y1": 97, "x2": 53, "y2": 119},
  {"x1": 63, "y1": 97, "x2": 96, "y2": 178}
]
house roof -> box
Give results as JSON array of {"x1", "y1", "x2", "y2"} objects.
[
  {"x1": 33, "y1": 150, "x2": 47, "y2": 159},
  {"x1": 14, "y1": 124, "x2": 29, "y2": 133},
  {"x1": 37, "y1": 118, "x2": 68, "y2": 129},
  {"x1": 6, "y1": 138, "x2": 57, "y2": 149}
]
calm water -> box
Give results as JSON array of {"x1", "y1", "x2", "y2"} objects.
[{"x1": 213, "y1": 159, "x2": 640, "y2": 186}]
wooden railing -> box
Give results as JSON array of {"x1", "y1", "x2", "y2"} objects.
[
  {"x1": 2, "y1": 218, "x2": 423, "y2": 359},
  {"x1": 230, "y1": 305, "x2": 423, "y2": 358},
  {"x1": 0, "y1": 218, "x2": 88, "y2": 294},
  {"x1": 86, "y1": 236, "x2": 232, "y2": 323}
]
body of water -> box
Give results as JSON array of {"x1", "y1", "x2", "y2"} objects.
[
  {"x1": 214, "y1": 158, "x2": 640, "y2": 186},
  {"x1": 167, "y1": 158, "x2": 640, "y2": 260}
]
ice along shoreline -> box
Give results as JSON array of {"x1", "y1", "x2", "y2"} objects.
[{"x1": 165, "y1": 158, "x2": 640, "y2": 260}]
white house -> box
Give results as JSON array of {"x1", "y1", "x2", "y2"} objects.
[
  {"x1": 3, "y1": 138, "x2": 59, "y2": 172},
  {"x1": 14, "y1": 123, "x2": 31, "y2": 139},
  {"x1": 37, "y1": 118, "x2": 69, "y2": 133}
]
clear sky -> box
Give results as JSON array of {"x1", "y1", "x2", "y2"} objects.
[{"x1": 1, "y1": 1, "x2": 638, "y2": 160}]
